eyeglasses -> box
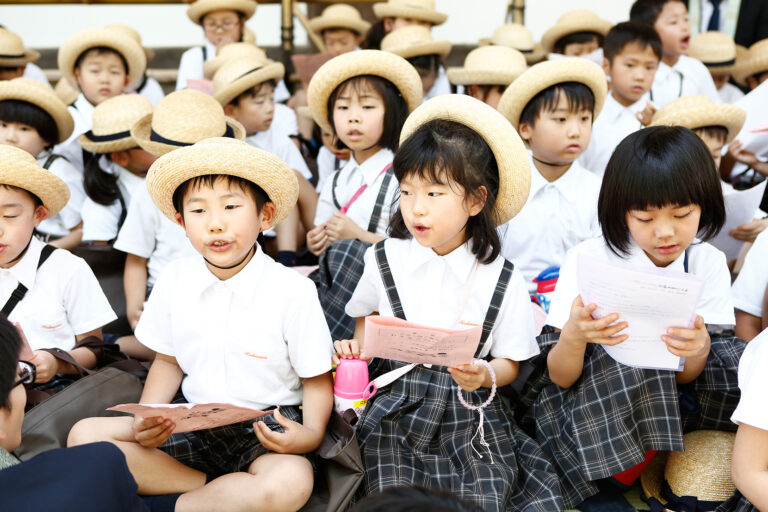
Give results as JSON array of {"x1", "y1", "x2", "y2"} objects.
[
  {"x1": 14, "y1": 360, "x2": 35, "y2": 388},
  {"x1": 202, "y1": 20, "x2": 239, "y2": 32}
]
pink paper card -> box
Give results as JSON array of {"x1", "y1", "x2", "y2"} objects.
[
  {"x1": 185, "y1": 79, "x2": 214, "y2": 96},
  {"x1": 107, "y1": 403, "x2": 273, "y2": 432},
  {"x1": 363, "y1": 316, "x2": 482, "y2": 367},
  {"x1": 291, "y1": 53, "x2": 335, "y2": 89}
]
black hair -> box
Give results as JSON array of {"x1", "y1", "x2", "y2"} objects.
[
  {"x1": 322, "y1": 27, "x2": 363, "y2": 38},
  {"x1": 693, "y1": 125, "x2": 729, "y2": 145},
  {"x1": 229, "y1": 79, "x2": 276, "y2": 107},
  {"x1": 0, "y1": 100, "x2": 59, "y2": 148},
  {"x1": 0, "y1": 317, "x2": 22, "y2": 409},
  {"x1": 74, "y1": 46, "x2": 129, "y2": 75},
  {"x1": 0, "y1": 184, "x2": 43, "y2": 208},
  {"x1": 327, "y1": 75, "x2": 409, "y2": 153},
  {"x1": 349, "y1": 486, "x2": 481, "y2": 512},
  {"x1": 361, "y1": 20, "x2": 386, "y2": 50},
  {"x1": 604, "y1": 21, "x2": 663, "y2": 62},
  {"x1": 83, "y1": 155, "x2": 121, "y2": 206},
  {"x1": 407, "y1": 54, "x2": 441, "y2": 76},
  {"x1": 630, "y1": 0, "x2": 685, "y2": 26},
  {"x1": 466, "y1": 85, "x2": 506, "y2": 102},
  {"x1": 552, "y1": 32, "x2": 604, "y2": 55},
  {"x1": 599, "y1": 126, "x2": 725, "y2": 257},
  {"x1": 519, "y1": 82, "x2": 596, "y2": 127},
  {"x1": 389, "y1": 119, "x2": 501, "y2": 264},
  {"x1": 172, "y1": 174, "x2": 271, "y2": 220}
]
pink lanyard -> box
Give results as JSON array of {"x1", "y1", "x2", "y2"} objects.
[{"x1": 339, "y1": 163, "x2": 393, "y2": 214}]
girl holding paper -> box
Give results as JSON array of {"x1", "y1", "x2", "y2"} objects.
[{"x1": 333, "y1": 96, "x2": 562, "y2": 511}]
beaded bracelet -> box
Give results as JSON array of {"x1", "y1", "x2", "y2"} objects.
[{"x1": 456, "y1": 359, "x2": 496, "y2": 462}]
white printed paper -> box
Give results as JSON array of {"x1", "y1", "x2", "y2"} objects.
[{"x1": 711, "y1": 181, "x2": 767, "y2": 260}]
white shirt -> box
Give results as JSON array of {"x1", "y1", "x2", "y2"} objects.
[
  {"x1": 114, "y1": 182, "x2": 197, "y2": 287},
  {"x1": 423, "y1": 64, "x2": 452, "y2": 102},
  {"x1": 718, "y1": 82, "x2": 745, "y2": 104},
  {"x1": 273, "y1": 103, "x2": 298, "y2": 139},
  {"x1": 22, "y1": 63, "x2": 50, "y2": 87},
  {"x1": 2, "y1": 237, "x2": 116, "y2": 351},
  {"x1": 346, "y1": 238, "x2": 539, "y2": 361},
  {"x1": 54, "y1": 93, "x2": 95, "y2": 172},
  {"x1": 245, "y1": 127, "x2": 311, "y2": 181},
  {"x1": 499, "y1": 157, "x2": 602, "y2": 291},
  {"x1": 579, "y1": 93, "x2": 647, "y2": 177},
  {"x1": 731, "y1": 327, "x2": 768, "y2": 429},
  {"x1": 130, "y1": 75, "x2": 165, "y2": 106},
  {"x1": 731, "y1": 229, "x2": 768, "y2": 317},
  {"x1": 135, "y1": 247, "x2": 333, "y2": 410},
  {"x1": 35, "y1": 150, "x2": 85, "y2": 237},
  {"x1": 546, "y1": 237, "x2": 736, "y2": 329},
  {"x1": 650, "y1": 56, "x2": 721, "y2": 108},
  {"x1": 314, "y1": 148, "x2": 397, "y2": 237},
  {"x1": 316, "y1": 146, "x2": 347, "y2": 193},
  {"x1": 81, "y1": 158, "x2": 146, "y2": 242}
]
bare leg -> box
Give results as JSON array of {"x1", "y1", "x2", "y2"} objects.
[
  {"x1": 274, "y1": 207, "x2": 300, "y2": 253},
  {"x1": 294, "y1": 170, "x2": 318, "y2": 232},
  {"x1": 290, "y1": 88, "x2": 314, "y2": 142}
]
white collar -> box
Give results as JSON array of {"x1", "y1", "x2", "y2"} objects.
[
  {"x1": 405, "y1": 238, "x2": 478, "y2": 282},
  {"x1": 3, "y1": 237, "x2": 47, "y2": 290},
  {"x1": 245, "y1": 129, "x2": 271, "y2": 147},
  {"x1": 602, "y1": 92, "x2": 648, "y2": 122},
  {"x1": 528, "y1": 154, "x2": 586, "y2": 204},
  {"x1": 188, "y1": 243, "x2": 268, "y2": 304},
  {"x1": 346, "y1": 148, "x2": 393, "y2": 186},
  {"x1": 623, "y1": 237, "x2": 689, "y2": 273},
  {"x1": 74, "y1": 94, "x2": 95, "y2": 117}
]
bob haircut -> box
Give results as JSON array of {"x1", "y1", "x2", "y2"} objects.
[
  {"x1": 0, "y1": 100, "x2": 59, "y2": 148},
  {"x1": 389, "y1": 118, "x2": 500, "y2": 264},
  {"x1": 603, "y1": 21, "x2": 662, "y2": 63},
  {"x1": 693, "y1": 125, "x2": 729, "y2": 144},
  {"x1": 326, "y1": 75, "x2": 409, "y2": 153},
  {"x1": 519, "y1": 82, "x2": 596, "y2": 128},
  {"x1": 599, "y1": 125, "x2": 725, "y2": 257},
  {"x1": 629, "y1": 0, "x2": 685, "y2": 26},
  {"x1": 553, "y1": 32, "x2": 604, "y2": 55},
  {"x1": 74, "y1": 46, "x2": 129, "y2": 75},
  {"x1": 172, "y1": 174, "x2": 270, "y2": 220},
  {"x1": 0, "y1": 317, "x2": 22, "y2": 409}
]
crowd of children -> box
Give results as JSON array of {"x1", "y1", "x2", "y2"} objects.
[{"x1": 2, "y1": 0, "x2": 768, "y2": 510}]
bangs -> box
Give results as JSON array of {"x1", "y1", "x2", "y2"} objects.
[
  {"x1": 332, "y1": 75, "x2": 387, "y2": 104},
  {"x1": 171, "y1": 174, "x2": 270, "y2": 218},
  {"x1": 0, "y1": 100, "x2": 58, "y2": 146},
  {"x1": 520, "y1": 82, "x2": 595, "y2": 126}
]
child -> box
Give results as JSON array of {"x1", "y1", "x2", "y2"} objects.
[
  {"x1": 733, "y1": 38, "x2": 768, "y2": 91},
  {"x1": 481, "y1": 23, "x2": 547, "y2": 66},
  {"x1": 0, "y1": 28, "x2": 48, "y2": 85},
  {"x1": 175, "y1": 0, "x2": 257, "y2": 91},
  {"x1": 308, "y1": 4, "x2": 369, "y2": 56},
  {"x1": 579, "y1": 21, "x2": 661, "y2": 176},
  {"x1": 69, "y1": 137, "x2": 334, "y2": 511},
  {"x1": 731, "y1": 231, "x2": 768, "y2": 340},
  {"x1": 541, "y1": 9, "x2": 613, "y2": 61},
  {"x1": 335, "y1": 94, "x2": 561, "y2": 511},
  {"x1": 689, "y1": 30, "x2": 745, "y2": 103},
  {"x1": 55, "y1": 27, "x2": 146, "y2": 173},
  {"x1": 0, "y1": 78, "x2": 85, "y2": 249},
  {"x1": 533, "y1": 126, "x2": 739, "y2": 509},
  {"x1": 496, "y1": 58, "x2": 607, "y2": 290},
  {"x1": 630, "y1": 0, "x2": 721, "y2": 107},
  {"x1": 0, "y1": 144, "x2": 115, "y2": 384},
  {"x1": 381, "y1": 25, "x2": 452, "y2": 100},
  {"x1": 447, "y1": 46, "x2": 527, "y2": 110}
]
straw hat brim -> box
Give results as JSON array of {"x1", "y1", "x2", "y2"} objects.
[
  {"x1": 307, "y1": 50, "x2": 424, "y2": 133},
  {"x1": 372, "y1": 4, "x2": 448, "y2": 25},
  {"x1": 640, "y1": 451, "x2": 669, "y2": 505},
  {"x1": 384, "y1": 40, "x2": 451, "y2": 59},
  {"x1": 399, "y1": 94, "x2": 531, "y2": 226},
  {"x1": 497, "y1": 57, "x2": 608, "y2": 130},
  {"x1": 0, "y1": 79, "x2": 74, "y2": 143},
  {"x1": 446, "y1": 68, "x2": 523, "y2": 86},
  {"x1": 131, "y1": 112, "x2": 246, "y2": 157},
  {"x1": 733, "y1": 53, "x2": 768, "y2": 85},
  {"x1": 78, "y1": 132, "x2": 136, "y2": 154},
  {"x1": 146, "y1": 137, "x2": 299, "y2": 226},
  {"x1": 541, "y1": 18, "x2": 613, "y2": 54},
  {"x1": 187, "y1": 0, "x2": 257, "y2": 24},
  {"x1": 214, "y1": 61, "x2": 286, "y2": 106},
  {"x1": 0, "y1": 146, "x2": 70, "y2": 219},
  {"x1": 308, "y1": 16, "x2": 370, "y2": 36},
  {"x1": 650, "y1": 102, "x2": 746, "y2": 144},
  {"x1": 0, "y1": 49, "x2": 40, "y2": 67},
  {"x1": 203, "y1": 47, "x2": 268, "y2": 79}
]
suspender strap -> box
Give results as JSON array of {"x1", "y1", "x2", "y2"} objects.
[
  {"x1": 683, "y1": 248, "x2": 689, "y2": 273},
  {"x1": 42, "y1": 153, "x2": 63, "y2": 170},
  {"x1": 476, "y1": 259, "x2": 514, "y2": 355},
  {"x1": 116, "y1": 187, "x2": 128, "y2": 234},
  {"x1": 331, "y1": 170, "x2": 342, "y2": 210},
  {"x1": 367, "y1": 169, "x2": 393, "y2": 233},
  {"x1": 201, "y1": 45, "x2": 208, "y2": 61},
  {"x1": 0, "y1": 244, "x2": 56, "y2": 318},
  {"x1": 374, "y1": 241, "x2": 406, "y2": 320}
]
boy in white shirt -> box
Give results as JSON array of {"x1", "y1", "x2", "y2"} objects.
[
  {"x1": 497, "y1": 58, "x2": 607, "y2": 291},
  {"x1": 731, "y1": 230, "x2": 768, "y2": 341},
  {"x1": 69, "y1": 138, "x2": 334, "y2": 511}
]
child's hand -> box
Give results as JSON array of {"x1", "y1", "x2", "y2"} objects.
[
  {"x1": 332, "y1": 339, "x2": 369, "y2": 365},
  {"x1": 662, "y1": 315, "x2": 710, "y2": 359},
  {"x1": 30, "y1": 350, "x2": 59, "y2": 383},
  {"x1": 729, "y1": 140, "x2": 762, "y2": 169},
  {"x1": 561, "y1": 296, "x2": 629, "y2": 347},
  {"x1": 636, "y1": 101, "x2": 657, "y2": 127},
  {"x1": 730, "y1": 217, "x2": 768, "y2": 243},
  {"x1": 132, "y1": 415, "x2": 175, "y2": 449},
  {"x1": 307, "y1": 223, "x2": 329, "y2": 256},
  {"x1": 254, "y1": 408, "x2": 324, "y2": 454},
  {"x1": 449, "y1": 363, "x2": 487, "y2": 392},
  {"x1": 325, "y1": 213, "x2": 361, "y2": 243}
]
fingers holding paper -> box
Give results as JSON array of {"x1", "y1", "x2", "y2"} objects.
[
  {"x1": 449, "y1": 363, "x2": 486, "y2": 393},
  {"x1": 662, "y1": 315, "x2": 710, "y2": 359},
  {"x1": 133, "y1": 416, "x2": 175, "y2": 449},
  {"x1": 564, "y1": 295, "x2": 629, "y2": 346}
]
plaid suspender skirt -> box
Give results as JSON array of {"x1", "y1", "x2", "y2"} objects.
[{"x1": 355, "y1": 242, "x2": 563, "y2": 512}]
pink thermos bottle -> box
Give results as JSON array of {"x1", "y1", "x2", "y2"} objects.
[{"x1": 334, "y1": 358, "x2": 377, "y2": 416}]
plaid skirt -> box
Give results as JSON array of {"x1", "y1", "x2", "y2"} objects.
[
  {"x1": 356, "y1": 361, "x2": 563, "y2": 512},
  {"x1": 716, "y1": 491, "x2": 758, "y2": 512}
]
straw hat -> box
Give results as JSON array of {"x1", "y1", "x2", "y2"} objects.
[
  {"x1": 381, "y1": 25, "x2": 451, "y2": 59},
  {"x1": 203, "y1": 42, "x2": 267, "y2": 79},
  {"x1": 105, "y1": 24, "x2": 155, "y2": 62},
  {"x1": 541, "y1": 10, "x2": 613, "y2": 54},
  {"x1": 447, "y1": 46, "x2": 527, "y2": 86},
  {"x1": 213, "y1": 56, "x2": 285, "y2": 106},
  {"x1": 186, "y1": 0, "x2": 257, "y2": 25},
  {"x1": 243, "y1": 26, "x2": 257, "y2": 45},
  {"x1": 373, "y1": 0, "x2": 448, "y2": 26},
  {"x1": 400, "y1": 95, "x2": 531, "y2": 226},
  {"x1": 78, "y1": 94, "x2": 154, "y2": 154},
  {"x1": 0, "y1": 145, "x2": 69, "y2": 219},
  {"x1": 306, "y1": 50, "x2": 423, "y2": 133},
  {"x1": 146, "y1": 137, "x2": 298, "y2": 226},
  {"x1": 733, "y1": 38, "x2": 768, "y2": 86},
  {"x1": 641, "y1": 431, "x2": 736, "y2": 510},
  {"x1": 689, "y1": 31, "x2": 737, "y2": 75},
  {"x1": 479, "y1": 24, "x2": 546, "y2": 65},
  {"x1": 650, "y1": 95, "x2": 745, "y2": 144},
  {"x1": 0, "y1": 28, "x2": 40, "y2": 67},
  {"x1": 308, "y1": 4, "x2": 371, "y2": 36},
  {"x1": 53, "y1": 79, "x2": 79, "y2": 106},
  {"x1": 0, "y1": 78, "x2": 74, "y2": 144},
  {"x1": 57, "y1": 27, "x2": 147, "y2": 89},
  {"x1": 130, "y1": 89, "x2": 246, "y2": 157},
  {"x1": 497, "y1": 57, "x2": 608, "y2": 130}
]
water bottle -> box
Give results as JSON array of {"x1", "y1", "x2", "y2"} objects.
[{"x1": 333, "y1": 358, "x2": 377, "y2": 417}]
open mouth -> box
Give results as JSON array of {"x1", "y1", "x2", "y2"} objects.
[
  {"x1": 412, "y1": 224, "x2": 429, "y2": 235},
  {"x1": 209, "y1": 240, "x2": 232, "y2": 252}
]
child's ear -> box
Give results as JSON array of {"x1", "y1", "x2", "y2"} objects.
[
  {"x1": 110, "y1": 150, "x2": 130, "y2": 167},
  {"x1": 122, "y1": 74, "x2": 130, "y2": 88},
  {"x1": 259, "y1": 202, "x2": 276, "y2": 231},
  {"x1": 383, "y1": 17, "x2": 393, "y2": 32},
  {"x1": 354, "y1": 33, "x2": 363, "y2": 46},
  {"x1": 33, "y1": 205, "x2": 48, "y2": 226},
  {"x1": 174, "y1": 212, "x2": 185, "y2": 229},
  {"x1": 518, "y1": 122, "x2": 532, "y2": 144},
  {"x1": 602, "y1": 57, "x2": 611, "y2": 76},
  {"x1": 223, "y1": 103, "x2": 237, "y2": 117},
  {"x1": 467, "y1": 186, "x2": 487, "y2": 217},
  {"x1": 72, "y1": 68, "x2": 82, "y2": 88}
]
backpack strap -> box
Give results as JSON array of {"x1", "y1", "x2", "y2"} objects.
[
  {"x1": 366, "y1": 169, "x2": 393, "y2": 234},
  {"x1": 374, "y1": 241, "x2": 405, "y2": 320},
  {"x1": 0, "y1": 244, "x2": 56, "y2": 318},
  {"x1": 115, "y1": 187, "x2": 128, "y2": 234},
  {"x1": 330, "y1": 169, "x2": 343, "y2": 210},
  {"x1": 41, "y1": 153, "x2": 65, "y2": 170},
  {"x1": 475, "y1": 259, "x2": 514, "y2": 357}
]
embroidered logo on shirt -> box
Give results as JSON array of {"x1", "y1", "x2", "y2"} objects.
[
  {"x1": 244, "y1": 352, "x2": 267, "y2": 360},
  {"x1": 41, "y1": 323, "x2": 63, "y2": 330}
]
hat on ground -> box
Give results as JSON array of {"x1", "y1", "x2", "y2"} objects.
[
  {"x1": 308, "y1": 4, "x2": 371, "y2": 36},
  {"x1": 146, "y1": 137, "x2": 298, "y2": 226},
  {"x1": 373, "y1": 0, "x2": 448, "y2": 26},
  {"x1": 650, "y1": 95, "x2": 746, "y2": 144},
  {"x1": 0, "y1": 28, "x2": 40, "y2": 67},
  {"x1": 213, "y1": 56, "x2": 285, "y2": 106},
  {"x1": 203, "y1": 42, "x2": 267, "y2": 79},
  {"x1": 733, "y1": 38, "x2": 768, "y2": 86},
  {"x1": 79, "y1": 94, "x2": 154, "y2": 153},
  {"x1": 641, "y1": 430, "x2": 736, "y2": 511},
  {"x1": 0, "y1": 144, "x2": 69, "y2": 218},
  {"x1": 381, "y1": 25, "x2": 451, "y2": 59},
  {"x1": 105, "y1": 24, "x2": 155, "y2": 62},
  {"x1": 399, "y1": 94, "x2": 531, "y2": 226},
  {"x1": 497, "y1": 57, "x2": 607, "y2": 130},
  {"x1": 541, "y1": 10, "x2": 613, "y2": 54},
  {"x1": 0, "y1": 78, "x2": 74, "y2": 144},
  {"x1": 307, "y1": 49, "x2": 423, "y2": 133},
  {"x1": 447, "y1": 46, "x2": 527, "y2": 86},
  {"x1": 187, "y1": 0, "x2": 257, "y2": 25},
  {"x1": 57, "y1": 27, "x2": 147, "y2": 89},
  {"x1": 479, "y1": 24, "x2": 546, "y2": 65},
  {"x1": 130, "y1": 89, "x2": 245, "y2": 157}
]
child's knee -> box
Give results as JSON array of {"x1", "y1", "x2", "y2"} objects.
[
  {"x1": 67, "y1": 417, "x2": 124, "y2": 447},
  {"x1": 251, "y1": 455, "x2": 313, "y2": 509}
]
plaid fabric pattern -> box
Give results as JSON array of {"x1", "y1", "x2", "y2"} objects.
[{"x1": 716, "y1": 491, "x2": 758, "y2": 512}]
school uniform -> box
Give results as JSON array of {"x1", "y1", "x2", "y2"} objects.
[
  {"x1": 731, "y1": 229, "x2": 768, "y2": 317},
  {"x1": 650, "y1": 55, "x2": 721, "y2": 108},
  {"x1": 35, "y1": 150, "x2": 86, "y2": 239},
  {"x1": 345, "y1": 238, "x2": 562, "y2": 511},
  {"x1": 21, "y1": 63, "x2": 50, "y2": 87},
  {"x1": 499, "y1": 156, "x2": 601, "y2": 292},
  {"x1": 719, "y1": 81, "x2": 746, "y2": 104},
  {"x1": 245, "y1": 127, "x2": 312, "y2": 181},
  {"x1": 0, "y1": 237, "x2": 116, "y2": 351},
  {"x1": 732, "y1": 327, "x2": 768, "y2": 429},
  {"x1": 423, "y1": 64, "x2": 452, "y2": 102},
  {"x1": 273, "y1": 103, "x2": 298, "y2": 139},
  {"x1": 315, "y1": 146, "x2": 347, "y2": 192},
  {"x1": 54, "y1": 93, "x2": 95, "y2": 173}
]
